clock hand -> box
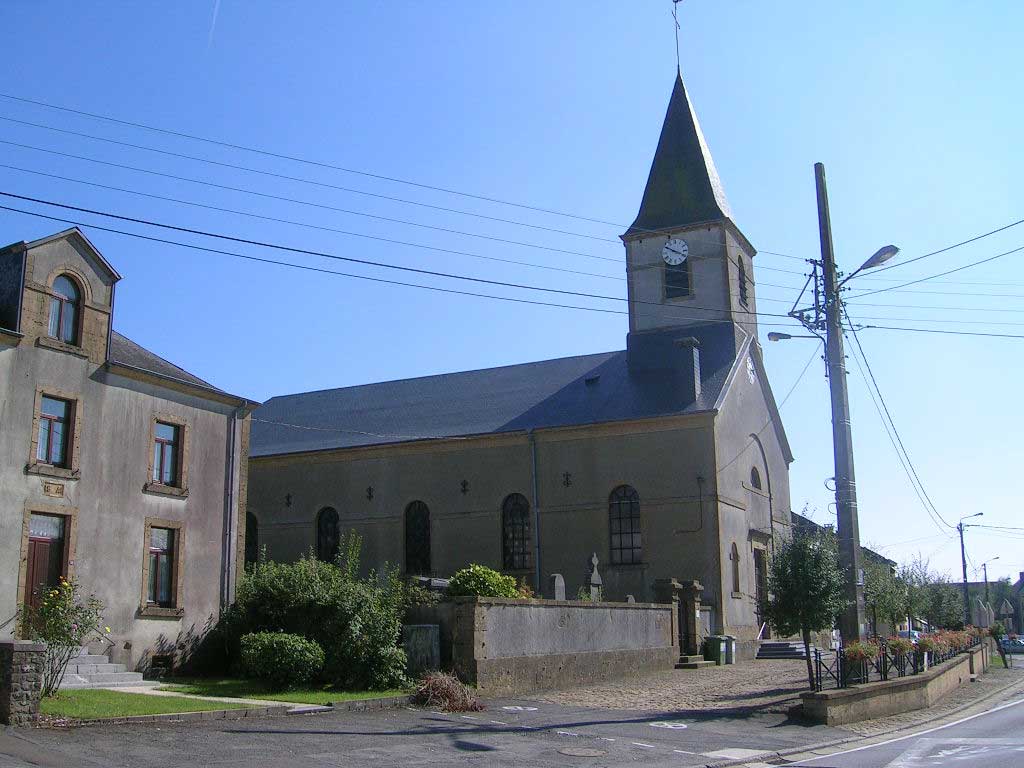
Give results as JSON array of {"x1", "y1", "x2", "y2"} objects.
[{"x1": 665, "y1": 247, "x2": 683, "y2": 256}]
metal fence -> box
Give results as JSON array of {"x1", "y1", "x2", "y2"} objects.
[{"x1": 812, "y1": 635, "x2": 981, "y2": 692}]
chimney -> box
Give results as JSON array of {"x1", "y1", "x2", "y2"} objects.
[{"x1": 626, "y1": 329, "x2": 701, "y2": 403}]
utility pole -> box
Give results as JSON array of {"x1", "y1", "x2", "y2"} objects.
[
  {"x1": 958, "y1": 521, "x2": 971, "y2": 627},
  {"x1": 984, "y1": 562, "x2": 990, "y2": 605},
  {"x1": 815, "y1": 162, "x2": 866, "y2": 644}
]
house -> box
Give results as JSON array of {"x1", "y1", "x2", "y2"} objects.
[
  {"x1": 248, "y1": 71, "x2": 795, "y2": 660},
  {"x1": 0, "y1": 229, "x2": 255, "y2": 675}
]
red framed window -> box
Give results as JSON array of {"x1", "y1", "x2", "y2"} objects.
[
  {"x1": 147, "y1": 527, "x2": 176, "y2": 607},
  {"x1": 152, "y1": 422, "x2": 180, "y2": 486},
  {"x1": 37, "y1": 396, "x2": 71, "y2": 467},
  {"x1": 47, "y1": 275, "x2": 80, "y2": 345}
]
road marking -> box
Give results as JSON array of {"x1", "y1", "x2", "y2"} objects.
[
  {"x1": 600, "y1": 737, "x2": 616, "y2": 742},
  {"x1": 557, "y1": 730, "x2": 581, "y2": 737},
  {"x1": 502, "y1": 705, "x2": 538, "y2": 711},
  {"x1": 650, "y1": 721, "x2": 688, "y2": 729},
  {"x1": 703, "y1": 748, "x2": 770, "y2": 760},
  {"x1": 631, "y1": 742, "x2": 656, "y2": 749},
  {"x1": 460, "y1": 715, "x2": 481, "y2": 720},
  {"x1": 673, "y1": 749, "x2": 698, "y2": 755},
  {"x1": 796, "y1": 696, "x2": 1024, "y2": 764},
  {"x1": 489, "y1": 720, "x2": 507, "y2": 725}
]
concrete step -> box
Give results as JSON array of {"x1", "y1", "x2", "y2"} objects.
[
  {"x1": 756, "y1": 641, "x2": 818, "y2": 660},
  {"x1": 64, "y1": 663, "x2": 125, "y2": 675},
  {"x1": 70, "y1": 654, "x2": 110, "y2": 665},
  {"x1": 678, "y1": 655, "x2": 706, "y2": 664},
  {"x1": 80, "y1": 671, "x2": 145, "y2": 685},
  {"x1": 676, "y1": 660, "x2": 717, "y2": 669},
  {"x1": 62, "y1": 679, "x2": 160, "y2": 690}
]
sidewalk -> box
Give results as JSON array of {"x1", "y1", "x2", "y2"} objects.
[{"x1": 106, "y1": 685, "x2": 287, "y2": 708}]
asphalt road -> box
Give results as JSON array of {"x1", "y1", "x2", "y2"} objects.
[
  {"x1": 0, "y1": 698, "x2": 841, "y2": 768},
  {"x1": 786, "y1": 694, "x2": 1024, "y2": 767}
]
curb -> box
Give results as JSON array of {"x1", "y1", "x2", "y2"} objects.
[
  {"x1": 326, "y1": 694, "x2": 414, "y2": 712},
  {"x1": 700, "y1": 671, "x2": 1024, "y2": 768}
]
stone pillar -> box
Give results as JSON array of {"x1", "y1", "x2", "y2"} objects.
[
  {"x1": 678, "y1": 581, "x2": 704, "y2": 657},
  {"x1": 0, "y1": 640, "x2": 45, "y2": 726},
  {"x1": 653, "y1": 578, "x2": 682, "y2": 656}
]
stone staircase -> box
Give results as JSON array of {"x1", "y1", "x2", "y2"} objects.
[
  {"x1": 756, "y1": 641, "x2": 818, "y2": 660},
  {"x1": 675, "y1": 653, "x2": 716, "y2": 670},
  {"x1": 59, "y1": 648, "x2": 158, "y2": 690}
]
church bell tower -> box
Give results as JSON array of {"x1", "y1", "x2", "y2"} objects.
[{"x1": 623, "y1": 73, "x2": 758, "y2": 373}]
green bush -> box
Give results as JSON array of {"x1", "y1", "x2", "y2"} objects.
[
  {"x1": 239, "y1": 632, "x2": 324, "y2": 688},
  {"x1": 446, "y1": 564, "x2": 518, "y2": 598},
  {"x1": 221, "y1": 532, "x2": 408, "y2": 690}
]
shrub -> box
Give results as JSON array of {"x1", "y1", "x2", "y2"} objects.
[
  {"x1": 447, "y1": 564, "x2": 518, "y2": 598},
  {"x1": 413, "y1": 671, "x2": 483, "y2": 712},
  {"x1": 844, "y1": 641, "x2": 880, "y2": 663},
  {"x1": 886, "y1": 637, "x2": 914, "y2": 655},
  {"x1": 575, "y1": 585, "x2": 603, "y2": 602},
  {"x1": 403, "y1": 582, "x2": 442, "y2": 609},
  {"x1": 20, "y1": 578, "x2": 108, "y2": 697},
  {"x1": 516, "y1": 579, "x2": 536, "y2": 600},
  {"x1": 221, "y1": 532, "x2": 408, "y2": 690},
  {"x1": 917, "y1": 634, "x2": 948, "y2": 654},
  {"x1": 240, "y1": 632, "x2": 324, "y2": 688}
]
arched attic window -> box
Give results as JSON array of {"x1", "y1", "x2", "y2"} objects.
[
  {"x1": 664, "y1": 258, "x2": 691, "y2": 299},
  {"x1": 48, "y1": 274, "x2": 81, "y2": 344},
  {"x1": 730, "y1": 542, "x2": 741, "y2": 594},
  {"x1": 750, "y1": 466, "x2": 762, "y2": 490},
  {"x1": 316, "y1": 507, "x2": 340, "y2": 563}
]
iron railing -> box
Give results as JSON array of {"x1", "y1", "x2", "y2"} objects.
[{"x1": 812, "y1": 635, "x2": 981, "y2": 691}]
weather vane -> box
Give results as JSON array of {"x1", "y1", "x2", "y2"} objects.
[{"x1": 671, "y1": 0, "x2": 683, "y2": 73}]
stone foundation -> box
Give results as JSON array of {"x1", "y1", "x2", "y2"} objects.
[{"x1": 0, "y1": 640, "x2": 45, "y2": 726}]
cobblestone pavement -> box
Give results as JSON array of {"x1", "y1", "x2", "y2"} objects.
[{"x1": 531, "y1": 659, "x2": 810, "y2": 712}]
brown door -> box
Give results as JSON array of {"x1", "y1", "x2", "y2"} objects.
[
  {"x1": 24, "y1": 514, "x2": 67, "y2": 616},
  {"x1": 754, "y1": 548, "x2": 769, "y2": 639}
]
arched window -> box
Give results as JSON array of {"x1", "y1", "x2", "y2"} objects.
[
  {"x1": 316, "y1": 507, "x2": 339, "y2": 563},
  {"x1": 609, "y1": 485, "x2": 642, "y2": 565},
  {"x1": 48, "y1": 274, "x2": 80, "y2": 344},
  {"x1": 730, "y1": 542, "x2": 741, "y2": 594},
  {"x1": 502, "y1": 493, "x2": 532, "y2": 571},
  {"x1": 750, "y1": 466, "x2": 762, "y2": 490},
  {"x1": 664, "y1": 259, "x2": 690, "y2": 299},
  {"x1": 404, "y1": 501, "x2": 431, "y2": 575},
  {"x1": 244, "y1": 511, "x2": 260, "y2": 567},
  {"x1": 738, "y1": 257, "x2": 749, "y2": 306}
]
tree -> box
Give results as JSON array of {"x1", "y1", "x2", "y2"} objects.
[
  {"x1": 923, "y1": 580, "x2": 963, "y2": 630},
  {"x1": 765, "y1": 529, "x2": 850, "y2": 690},
  {"x1": 863, "y1": 560, "x2": 905, "y2": 637}
]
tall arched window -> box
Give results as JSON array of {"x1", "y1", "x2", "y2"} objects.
[
  {"x1": 48, "y1": 275, "x2": 81, "y2": 344},
  {"x1": 750, "y1": 466, "x2": 762, "y2": 490},
  {"x1": 664, "y1": 259, "x2": 691, "y2": 299},
  {"x1": 404, "y1": 501, "x2": 431, "y2": 575},
  {"x1": 730, "y1": 542, "x2": 741, "y2": 594},
  {"x1": 502, "y1": 493, "x2": 532, "y2": 571},
  {"x1": 609, "y1": 485, "x2": 642, "y2": 565},
  {"x1": 316, "y1": 507, "x2": 339, "y2": 563},
  {"x1": 244, "y1": 511, "x2": 260, "y2": 567},
  {"x1": 738, "y1": 257, "x2": 749, "y2": 306}
]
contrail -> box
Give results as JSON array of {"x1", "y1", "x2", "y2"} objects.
[{"x1": 207, "y1": 0, "x2": 221, "y2": 50}]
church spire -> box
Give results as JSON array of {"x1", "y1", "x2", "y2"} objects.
[{"x1": 626, "y1": 72, "x2": 732, "y2": 237}]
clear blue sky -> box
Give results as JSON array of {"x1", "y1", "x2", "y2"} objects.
[{"x1": 2, "y1": 2, "x2": 1021, "y2": 583}]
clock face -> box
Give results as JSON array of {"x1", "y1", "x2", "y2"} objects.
[{"x1": 662, "y1": 238, "x2": 688, "y2": 266}]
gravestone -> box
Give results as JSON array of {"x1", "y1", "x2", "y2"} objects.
[
  {"x1": 588, "y1": 553, "x2": 603, "y2": 601},
  {"x1": 549, "y1": 573, "x2": 566, "y2": 601},
  {"x1": 402, "y1": 625, "x2": 440, "y2": 677},
  {"x1": 626, "y1": 595, "x2": 636, "y2": 603}
]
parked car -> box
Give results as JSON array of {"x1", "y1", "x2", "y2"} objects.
[
  {"x1": 897, "y1": 630, "x2": 922, "y2": 644},
  {"x1": 1000, "y1": 637, "x2": 1024, "y2": 654}
]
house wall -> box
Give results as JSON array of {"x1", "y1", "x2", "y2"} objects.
[
  {"x1": 250, "y1": 415, "x2": 727, "y2": 608},
  {"x1": 0, "y1": 234, "x2": 248, "y2": 674}
]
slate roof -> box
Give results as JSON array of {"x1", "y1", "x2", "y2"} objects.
[
  {"x1": 109, "y1": 331, "x2": 220, "y2": 392},
  {"x1": 626, "y1": 72, "x2": 732, "y2": 237},
  {"x1": 251, "y1": 342, "x2": 736, "y2": 458}
]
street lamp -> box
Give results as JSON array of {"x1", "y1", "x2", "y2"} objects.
[
  {"x1": 958, "y1": 512, "x2": 984, "y2": 626},
  {"x1": 772, "y1": 162, "x2": 902, "y2": 645},
  {"x1": 981, "y1": 556, "x2": 1001, "y2": 605}
]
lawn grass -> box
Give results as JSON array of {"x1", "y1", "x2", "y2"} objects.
[
  {"x1": 40, "y1": 689, "x2": 253, "y2": 720},
  {"x1": 159, "y1": 677, "x2": 410, "y2": 705}
]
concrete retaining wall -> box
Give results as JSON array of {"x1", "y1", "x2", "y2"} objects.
[
  {"x1": 406, "y1": 596, "x2": 678, "y2": 696},
  {"x1": 801, "y1": 645, "x2": 989, "y2": 726}
]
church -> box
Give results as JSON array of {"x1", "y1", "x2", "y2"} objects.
[{"x1": 248, "y1": 71, "x2": 794, "y2": 659}]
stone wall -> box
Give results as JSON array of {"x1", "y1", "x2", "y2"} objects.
[
  {"x1": 406, "y1": 596, "x2": 678, "y2": 696},
  {"x1": 0, "y1": 640, "x2": 44, "y2": 726}
]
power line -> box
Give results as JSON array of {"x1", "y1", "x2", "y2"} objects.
[
  {"x1": 862, "y1": 324, "x2": 1024, "y2": 340},
  {"x1": 844, "y1": 307, "x2": 953, "y2": 530}
]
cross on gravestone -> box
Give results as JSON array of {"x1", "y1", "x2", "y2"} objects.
[
  {"x1": 588, "y1": 553, "x2": 603, "y2": 601},
  {"x1": 550, "y1": 573, "x2": 566, "y2": 601}
]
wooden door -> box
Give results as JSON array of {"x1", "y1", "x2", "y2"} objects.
[
  {"x1": 754, "y1": 548, "x2": 769, "y2": 639},
  {"x1": 24, "y1": 514, "x2": 67, "y2": 616}
]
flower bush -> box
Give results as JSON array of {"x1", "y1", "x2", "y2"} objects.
[
  {"x1": 917, "y1": 634, "x2": 948, "y2": 655},
  {"x1": 886, "y1": 637, "x2": 914, "y2": 656},
  {"x1": 446, "y1": 564, "x2": 518, "y2": 598},
  {"x1": 221, "y1": 533, "x2": 408, "y2": 690},
  {"x1": 239, "y1": 631, "x2": 324, "y2": 688},
  {"x1": 844, "y1": 641, "x2": 881, "y2": 663},
  {"x1": 19, "y1": 578, "x2": 107, "y2": 696}
]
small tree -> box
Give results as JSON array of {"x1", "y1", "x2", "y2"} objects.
[
  {"x1": 20, "y1": 578, "x2": 108, "y2": 696},
  {"x1": 863, "y1": 560, "x2": 905, "y2": 637},
  {"x1": 765, "y1": 529, "x2": 849, "y2": 690}
]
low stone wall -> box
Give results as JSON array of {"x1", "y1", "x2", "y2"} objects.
[
  {"x1": 801, "y1": 645, "x2": 987, "y2": 726},
  {"x1": 0, "y1": 640, "x2": 45, "y2": 726},
  {"x1": 406, "y1": 596, "x2": 678, "y2": 696}
]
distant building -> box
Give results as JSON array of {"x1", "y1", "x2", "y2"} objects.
[
  {"x1": 0, "y1": 229, "x2": 254, "y2": 673},
  {"x1": 249, "y1": 72, "x2": 796, "y2": 659}
]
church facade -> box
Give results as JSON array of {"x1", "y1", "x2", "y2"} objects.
[{"x1": 248, "y1": 73, "x2": 794, "y2": 658}]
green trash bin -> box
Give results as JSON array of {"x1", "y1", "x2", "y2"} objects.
[{"x1": 704, "y1": 635, "x2": 727, "y2": 665}]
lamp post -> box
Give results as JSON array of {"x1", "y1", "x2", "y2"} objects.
[
  {"x1": 771, "y1": 162, "x2": 900, "y2": 645},
  {"x1": 981, "y1": 556, "x2": 1000, "y2": 605},
  {"x1": 958, "y1": 513, "x2": 983, "y2": 626}
]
